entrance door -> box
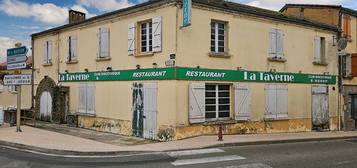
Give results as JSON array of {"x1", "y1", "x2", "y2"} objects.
[
  {"x1": 132, "y1": 82, "x2": 157, "y2": 140},
  {"x1": 40, "y1": 91, "x2": 52, "y2": 121},
  {"x1": 351, "y1": 95, "x2": 357, "y2": 128},
  {"x1": 312, "y1": 86, "x2": 329, "y2": 130}
]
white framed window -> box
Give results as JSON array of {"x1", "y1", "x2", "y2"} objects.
[
  {"x1": 140, "y1": 21, "x2": 153, "y2": 53},
  {"x1": 43, "y1": 40, "x2": 52, "y2": 64},
  {"x1": 314, "y1": 36, "x2": 326, "y2": 64},
  {"x1": 68, "y1": 35, "x2": 77, "y2": 62},
  {"x1": 269, "y1": 28, "x2": 284, "y2": 59},
  {"x1": 265, "y1": 84, "x2": 288, "y2": 119},
  {"x1": 8, "y1": 85, "x2": 17, "y2": 93},
  {"x1": 98, "y1": 28, "x2": 110, "y2": 58},
  {"x1": 205, "y1": 84, "x2": 230, "y2": 120},
  {"x1": 78, "y1": 83, "x2": 95, "y2": 115},
  {"x1": 211, "y1": 21, "x2": 226, "y2": 53}
]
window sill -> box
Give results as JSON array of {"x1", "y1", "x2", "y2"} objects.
[
  {"x1": 267, "y1": 57, "x2": 286, "y2": 62},
  {"x1": 66, "y1": 60, "x2": 78, "y2": 64},
  {"x1": 135, "y1": 53, "x2": 154, "y2": 57},
  {"x1": 313, "y1": 61, "x2": 328, "y2": 66},
  {"x1": 75, "y1": 112, "x2": 96, "y2": 117},
  {"x1": 208, "y1": 52, "x2": 231, "y2": 58},
  {"x1": 263, "y1": 117, "x2": 289, "y2": 121},
  {"x1": 43, "y1": 63, "x2": 53, "y2": 66},
  {"x1": 201, "y1": 119, "x2": 236, "y2": 126},
  {"x1": 96, "y1": 57, "x2": 111, "y2": 62}
]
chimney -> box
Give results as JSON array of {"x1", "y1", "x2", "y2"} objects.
[{"x1": 69, "y1": 10, "x2": 86, "y2": 24}]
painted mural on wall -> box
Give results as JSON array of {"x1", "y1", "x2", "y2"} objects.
[
  {"x1": 59, "y1": 67, "x2": 337, "y2": 84},
  {"x1": 132, "y1": 83, "x2": 144, "y2": 137}
]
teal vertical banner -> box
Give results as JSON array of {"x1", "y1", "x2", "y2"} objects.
[{"x1": 182, "y1": 0, "x2": 191, "y2": 27}]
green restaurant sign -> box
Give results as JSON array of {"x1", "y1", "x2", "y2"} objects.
[{"x1": 59, "y1": 67, "x2": 336, "y2": 84}]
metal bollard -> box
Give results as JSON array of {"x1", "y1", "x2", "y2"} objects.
[{"x1": 218, "y1": 124, "x2": 223, "y2": 141}]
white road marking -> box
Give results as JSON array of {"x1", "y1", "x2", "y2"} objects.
[
  {"x1": 167, "y1": 148, "x2": 225, "y2": 157},
  {"x1": 171, "y1": 155, "x2": 246, "y2": 166},
  {"x1": 216, "y1": 163, "x2": 273, "y2": 168}
]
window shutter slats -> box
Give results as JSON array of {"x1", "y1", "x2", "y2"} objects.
[
  {"x1": 269, "y1": 29, "x2": 277, "y2": 58},
  {"x1": 71, "y1": 36, "x2": 77, "y2": 61},
  {"x1": 152, "y1": 16, "x2": 162, "y2": 52},
  {"x1": 78, "y1": 84, "x2": 86, "y2": 113},
  {"x1": 276, "y1": 85, "x2": 288, "y2": 118},
  {"x1": 235, "y1": 84, "x2": 251, "y2": 121},
  {"x1": 143, "y1": 82, "x2": 158, "y2": 140},
  {"x1": 48, "y1": 41, "x2": 52, "y2": 63},
  {"x1": 86, "y1": 83, "x2": 95, "y2": 115},
  {"x1": 189, "y1": 83, "x2": 205, "y2": 123},
  {"x1": 314, "y1": 36, "x2": 321, "y2": 63},
  {"x1": 277, "y1": 29, "x2": 284, "y2": 58},
  {"x1": 43, "y1": 43, "x2": 48, "y2": 64},
  {"x1": 128, "y1": 23, "x2": 136, "y2": 55},
  {"x1": 265, "y1": 84, "x2": 277, "y2": 118},
  {"x1": 99, "y1": 28, "x2": 110, "y2": 58}
]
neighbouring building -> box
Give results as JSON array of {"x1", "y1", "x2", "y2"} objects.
[
  {"x1": 0, "y1": 56, "x2": 33, "y2": 124},
  {"x1": 280, "y1": 4, "x2": 357, "y2": 131},
  {"x1": 32, "y1": 0, "x2": 339, "y2": 140}
]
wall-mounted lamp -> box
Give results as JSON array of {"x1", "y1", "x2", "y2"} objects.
[
  {"x1": 106, "y1": 66, "x2": 112, "y2": 71},
  {"x1": 136, "y1": 64, "x2": 141, "y2": 69},
  {"x1": 152, "y1": 63, "x2": 158, "y2": 68},
  {"x1": 65, "y1": 70, "x2": 69, "y2": 74},
  {"x1": 237, "y1": 67, "x2": 243, "y2": 71},
  {"x1": 84, "y1": 68, "x2": 89, "y2": 72},
  {"x1": 196, "y1": 65, "x2": 200, "y2": 69},
  {"x1": 298, "y1": 70, "x2": 302, "y2": 74}
]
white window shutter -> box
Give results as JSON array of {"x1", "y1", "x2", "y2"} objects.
[
  {"x1": 143, "y1": 82, "x2": 158, "y2": 140},
  {"x1": 276, "y1": 85, "x2": 288, "y2": 118},
  {"x1": 277, "y1": 29, "x2": 284, "y2": 58},
  {"x1": 189, "y1": 83, "x2": 205, "y2": 123},
  {"x1": 71, "y1": 36, "x2": 77, "y2": 61},
  {"x1": 86, "y1": 83, "x2": 95, "y2": 115},
  {"x1": 265, "y1": 84, "x2": 277, "y2": 118},
  {"x1": 128, "y1": 23, "x2": 136, "y2": 56},
  {"x1": 235, "y1": 84, "x2": 251, "y2": 121},
  {"x1": 152, "y1": 16, "x2": 162, "y2": 52},
  {"x1": 43, "y1": 42, "x2": 48, "y2": 64},
  {"x1": 97, "y1": 29, "x2": 100, "y2": 58},
  {"x1": 269, "y1": 29, "x2": 277, "y2": 58},
  {"x1": 48, "y1": 41, "x2": 52, "y2": 63},
  {"x1": 314, "y1": 36, "x2": 321, "y2": 63},
  {"x1": 346, "y1": 54, "x2": 352, "y2": 77},
  {"x1": 100, "y1": 28, "x2": 110, "y2": 58},
  {"x1": 78, "y1": 84, "x2": 86, "y2": 113}
]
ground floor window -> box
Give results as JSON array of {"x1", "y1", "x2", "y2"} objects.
[
  {"x1": 205, "y1": 84, "x2": 230, "y2": 120},
  {"x1": 78, "y1": 83, "x2": 95, "y2": 115},
  {"x1": 265, "y1": 84, "x2": 288, "y2": 118}
]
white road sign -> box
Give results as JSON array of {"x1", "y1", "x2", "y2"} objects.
[
  {"x1": 7, "y1": 62, "x2": 27, "y2": 70},
  {"x1": 7, "y1": 55, "x2": 27, "y2": 64},
  {"x1": 4, "y1": 74, "x2": 32, "y2": 85}
]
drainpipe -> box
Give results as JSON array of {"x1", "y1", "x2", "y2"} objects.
[
  {"x1": 31, "y1": 37, "x2": 35, "y2": 109},
  {"x1": 337, "y1": 10, "x2": 343, "y2": 131}
]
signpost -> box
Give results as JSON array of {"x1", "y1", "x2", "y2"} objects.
[{"x1": 6, "y1": 44, "x2": 29, "y2": 132}]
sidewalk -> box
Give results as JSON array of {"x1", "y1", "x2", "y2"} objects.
[{"x1": 1, "y1": 125, "x2": 357, "y2": 155}]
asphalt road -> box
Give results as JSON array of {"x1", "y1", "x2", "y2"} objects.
[{"x1": 1, "y1": 139, "x2": 357, "y2": 168}]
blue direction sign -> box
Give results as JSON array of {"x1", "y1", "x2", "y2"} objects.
[
  {"x1": 182, "y1": 0, "x2": 191, "y2": 27},
  {"x1": 7, "y1": 46, "x2": 27, "y2": 57}
]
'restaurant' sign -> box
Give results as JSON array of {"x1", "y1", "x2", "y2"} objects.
[{"x1": 59, "y1": 67, "x2": 336, "y2": 84}]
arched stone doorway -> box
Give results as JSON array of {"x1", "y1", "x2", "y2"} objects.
[{"x1": 40, "y1": 91, "x2": 52, "y2": 121}]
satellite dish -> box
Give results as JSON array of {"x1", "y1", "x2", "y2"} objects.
[{"x1": 337, "y1": 38, "x2": 348, "y2": 50}]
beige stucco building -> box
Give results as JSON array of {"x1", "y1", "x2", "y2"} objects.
[
  {"x1": 281, "y1": 4, "x2": 357, "y2": 131},
  {"x1": 32, "y1": 0, "x2": 339, "y2": 140}
]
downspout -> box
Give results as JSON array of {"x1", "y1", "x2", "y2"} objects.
[
  {"x1": 337, "y1": 9, "x2": 343, "y2": 131},
  {"x1": 31, "y1": 37, "x2": 34, "y2": 109},
  {"x1": 57, "y1": 32, "x2": 60, "y2": 82}
]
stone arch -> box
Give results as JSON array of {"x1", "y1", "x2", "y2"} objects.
[{"x1": 35, "y1": 76, "x2": 56, "y2": 122}]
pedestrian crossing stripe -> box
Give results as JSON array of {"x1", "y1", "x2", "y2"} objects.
[
  {"x1": 171, "y1": 155, "x2": 246, "y2": 166},
  {"x1": 167, "y1": 148, "x2": 225, "y2": 157}
]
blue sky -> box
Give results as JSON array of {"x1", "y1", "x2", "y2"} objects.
[{"x1": 0, "y1": 0, "x2": 356, "y2": 62}]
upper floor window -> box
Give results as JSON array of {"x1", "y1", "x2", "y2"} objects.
[
  {"x1": 343, "y1": 14, "x2": 352, "y2": 41},
  {"x1": 269, "y1": 28, "x2": 284, "y2": 60},
  {"x1": 43, "y1": 40, "x2": 52, "y2": 64},
  {"x1": 211, "y1": 21, "x2": 226, "y2": 53},
  {"x1": 314, "y1": 36, "x2": 326, "y2": 64},
  {"x1": 128, "y1": 16, "x2": 162, "y2": 56},
  {"x1": 98, "y1": 28, "x2": 110, "y2": 58},
  {"x1": 68, "y1": 35, "x2": 77, "y2": 62}
]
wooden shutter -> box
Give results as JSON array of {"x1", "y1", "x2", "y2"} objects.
[
  {"x1": 70, "y1": 36, "x2": 77, "y2": 61},
  {"x1": 276, "y1": 85, "x2": 288, "y2": 118},
  {"x1": 312, "y1": 86, "x2": 329, "y2": 126},
  {"x1": 265, "y1": 84, "x2": 277, "y2": 118},
  {"x1": 128, "y1": 23, "x2": 136, "y2": 55},
  {"x1": 78, "y1": 83, "x2": 86, "y2": 113},
  {"x1": 99, "y1": 28, "x2": 110, "y2": 58},
  {"x1": 86, "y1": 83, "x2": 95, "y2": 115},
  {"x1": 344, "y1": 15, "x2": 351, "y2": 40},
  {"x1": 269, "y1": 29, "x2": 277, "y2": 58},
  {"x1": 48, "y1": 41, "x2": 52, "y2": 63},
  {"x1": 143, "y1": 82, "x2": 158, "y2": 140},
  {"x1": 351, "y1": 54, "x2": 357, "y2": 77},
  {"x1": 314, "y1": 36, "x2": 321, "y2": 63},
  {"x1": 189, "y1": 83, "x2": 205, "y2": 123},
  {"x1": 235, "y1": 84, "x2": 251, "y2": 121},
  {"x1": 152, "y1": 16, "x2": 162, "y2": 52},
  {"x1": 43, "y1": 42, "x2": 48, "y2": 64},
  {"x1": 344, "y1": 54, "x2": 352, "y2": 78},
  {"x1": 276, "y1": 29, "x2": 284, "y2": 58}
]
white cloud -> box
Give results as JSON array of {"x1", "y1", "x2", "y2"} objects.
[
  {"x1": 229, "y1": 0, "x2": 347, "y2": 11},
  {"x1": 0, "y1": 0, "x2": 97, "y2": 25},
  {"x1": 76, "y1": 0, "x2": 134, "y2": 12},
  {"x1": 0, "y1": 37, "x2": 31, "y2": 63}
]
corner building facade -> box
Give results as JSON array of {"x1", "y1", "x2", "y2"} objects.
[{"x1": 32, "y1": 0, "x2": 339, "y2": 140}]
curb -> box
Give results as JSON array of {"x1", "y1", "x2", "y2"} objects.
[{"x1": 207, "y1": 135, "x2": 357, "y2": 148}]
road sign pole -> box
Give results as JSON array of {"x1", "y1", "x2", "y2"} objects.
[{"x1": 16, "y1": 85, "x2": 22, "y2": 132}]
